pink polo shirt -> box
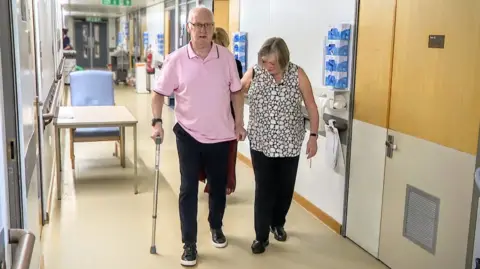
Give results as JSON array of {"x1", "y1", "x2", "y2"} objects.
[{"x1": 154, "y1": 42, "x2": 242, "y2": 144}]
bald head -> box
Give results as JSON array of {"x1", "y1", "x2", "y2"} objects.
[
  {"x1": 187, "y1": 6, "x2": 215, "y2": 49},
  {"x1": 188, "y1": 6, "x2": 214, "y2": 23}
]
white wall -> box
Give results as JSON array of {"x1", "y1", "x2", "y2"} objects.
[
  {"x1": 54, "y1": 0, "x2": 63, "y2": 68},
  {"x1": 37, "y1": 0, "x2": 56, "y2": 102},
  {"x1": 107, "y1": 18, "x2": 117, "y2": 64},
  {"x1": 239, "y1": 0, "x2": 355, "y2": 90},
  {"x1": 108, "y1": 18, "x2": 117, "y2": 49},
  {"x1": 146, "y1": 2, "x2": 165, "y2": 51},
  {"x1": 238, "y1": 0, "x2": 356, "y2": 224},
  {"x1": 118, "y1": 15, "x2": 128, "y2": 48},
  {"x1": 66, "y1": 16, "x2": 75, "y2": 49}
]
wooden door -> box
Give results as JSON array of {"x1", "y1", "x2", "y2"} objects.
[
  {"x1": 378, "y1": 0, "x2": 480, "y2": 268},
  {"x1": 213, "y1": 0, "x2": 229, "y2": 32},
  {"x1": 345, "y1": 0, "x2": 396, "y2": 257}
]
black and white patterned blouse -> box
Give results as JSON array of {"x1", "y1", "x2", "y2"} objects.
[{"x1": 247, "y1": 62, "x2": 306, "y2": 158}]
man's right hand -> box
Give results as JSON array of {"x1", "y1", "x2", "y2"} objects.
[{"x1": 151, "y1": 125, "x2": 164, "y2": 142}]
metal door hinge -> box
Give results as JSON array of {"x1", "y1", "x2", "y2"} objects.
[{"x1": 385, "y1": 135, "x2": 397, "y2": 158}]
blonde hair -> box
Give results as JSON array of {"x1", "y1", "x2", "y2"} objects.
[
  {"x1": 257, "y1": 37, "x2": 290, "y2": 70},
  {"x1": 212, "y1": 27, "x2": 230, "y2": 47}
]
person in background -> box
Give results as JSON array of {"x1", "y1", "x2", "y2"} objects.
[
  {"x1": 198, "y1": 27, "x2": 243, "y2": 195},
  {"x1": 62, "y1": 28, "x2": 72, "y2": 50},
  {"x1": 150, "y1": 7, "x2": 246, "y2": 267},
  {"x1": 241, "y1": 37, "x2": 319, "y2": 254}
]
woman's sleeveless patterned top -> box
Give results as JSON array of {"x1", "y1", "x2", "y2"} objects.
[{"x1": 247, "y1": 62, "x2": 305, "y2": 158}]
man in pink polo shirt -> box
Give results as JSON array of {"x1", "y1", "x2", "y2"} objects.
[{"x1": 151, "y1": 6, "x2": 245, "y2": 267}]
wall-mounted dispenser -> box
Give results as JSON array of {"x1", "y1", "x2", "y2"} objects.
[
  {"x1": 324, "y1": 23, "x2": 351, "y2": 90},
  {"x1": 233, "y1": 32, "x2": 247, "y2": 74},
  {"x1": 156, "y1": 33, "x2": 164, "y2": 56},
  {"x1": 316, "y1": 91, "x2": 348, "y2": 132}
]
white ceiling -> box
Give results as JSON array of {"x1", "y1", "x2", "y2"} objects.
[{"x1": 61, "y1": 0, "x2": 165, "y2": 17}]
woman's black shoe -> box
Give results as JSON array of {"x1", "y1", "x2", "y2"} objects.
[
  {"x1": 251, "y1": 240, "x2": 269, "y2": 254},
  {"x1": 271, "y1": 227, "x2": 287, "y2": 242}
]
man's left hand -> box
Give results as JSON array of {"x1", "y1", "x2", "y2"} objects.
[{"x1": 235, "y1": 124, "x2": 247, "y2": 141}]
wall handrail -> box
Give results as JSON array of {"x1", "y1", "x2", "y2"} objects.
[
  {"x1": 8, "y1": 229, "x2": 36, "y2": 269},
  {"x1": 42, "y1": 79, "x2": 62, "y2": 127},
  {"x1": 56, "y1": 57, "x2": 65, "y2": 81},
  {"x1": 43, "y1": 58, "x2": 65, "y2": 126}
]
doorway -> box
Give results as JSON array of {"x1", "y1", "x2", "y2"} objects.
[
  {"x1": 0, "y1": 0, "x2": 42, "y2": 267},
  {"x1": 346, "y1": 0, "x2": 480, "y2": 268},
  {"x1": 74, "y1": 20, "x2": 109, "y2": 69},
  {"x1": 179, "y1": 1, "x2": 196, "y2": 47}
]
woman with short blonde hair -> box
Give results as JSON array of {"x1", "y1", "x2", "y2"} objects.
[
  {"x1": 242, "y1": 37, "x2": 319, "y2": 254},
  {"x1": 213, "y1": 27, "x2": 230, "y2": 47}
]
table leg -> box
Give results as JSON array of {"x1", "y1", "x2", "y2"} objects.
[
  {"x1": 133, "y1": 124, "x2": 138, "y2": 194},
  {"x1": 120, "y1": 126, "x2": 126, "y2": 168},
  {"x1": 54, "y1": 126, "x2": 62, "y2": 200},
  {"x1": 58, "y1": 127, "x2": 62, "y2": 172}
]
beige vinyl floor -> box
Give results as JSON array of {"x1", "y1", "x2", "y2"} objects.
[{"x1": 40, "y1": 85, "x2": 387, "y2": 269}]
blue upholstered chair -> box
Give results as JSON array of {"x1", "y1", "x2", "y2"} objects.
[{"x1": 69, "y1": 70, "x2": 122, "y2": 169}]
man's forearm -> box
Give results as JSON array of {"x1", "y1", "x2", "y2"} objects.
[
  {"x1": 231, "y1": 91, "x2": 244, "y2": 126},
  {"x1": 152, "y1": 92, "x2": 165, "y2": 119}
]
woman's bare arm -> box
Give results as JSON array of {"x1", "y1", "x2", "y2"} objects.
[
  {"x1": 298, "y1": 67, "x2": 319, "y2": 133},
  {"x1": 241, "y1": 67, "x2": 254, "y2": 93}
]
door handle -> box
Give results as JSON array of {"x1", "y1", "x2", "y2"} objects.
[
  {"x1": 8, "y1": 229, "x2": 36, "y2": 269},
  {"x1": 385, "y1": 135, "x2": 397, "y2": 158},
  {"x1": 385, "y1": 141, "x2": 397, "y2": 150}
]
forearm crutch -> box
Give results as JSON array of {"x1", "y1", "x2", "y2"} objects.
[{"x1": 150, "y1": 136, "x2": 162, "y2": 254}]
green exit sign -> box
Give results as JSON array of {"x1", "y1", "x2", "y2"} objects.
[
  {"x1": 101, "y1": 0, "x2": 132, "y2": 6},
  {"x1": 86, "y1": 17, "x2": 102, "y2": 22}
]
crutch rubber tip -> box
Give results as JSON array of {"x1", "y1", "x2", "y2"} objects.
[{"x1": 150, "y1": 246, "x2": 157, "y2": 254}]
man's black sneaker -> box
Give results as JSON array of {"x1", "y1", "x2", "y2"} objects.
[
  {"x1": 211, "y1": 229, "x2": 228, "y2": 248},
  {"x1": 271, "y1": 226, "x2": 287, "y2": 242},
  {"x1": 180, "y1": 243, "x2": 197, "y2": 267},
  {"x1": 251, "y1": 240, "x2": 269, "y2": 254}
]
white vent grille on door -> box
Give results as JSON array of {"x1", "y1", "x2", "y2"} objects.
[{"x1": 403, "y1": 185, "x2": 440, "y2": 254}]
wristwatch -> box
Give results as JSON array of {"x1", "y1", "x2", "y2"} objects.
[
  {"x1": 151, "y1": 118, "x2": 163, "y2": 126},
  {"x1": 310, "y1": 133, "x2": 318, "y2": 138}
]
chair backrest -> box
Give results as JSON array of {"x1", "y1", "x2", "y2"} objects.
[{"x1": 70, "y1": 70, "x2": 114, "y2": 106}]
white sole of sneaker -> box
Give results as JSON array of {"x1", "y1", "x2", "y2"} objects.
[
  {"x1": 180, "y1": 259, "x2": 197, "y2": 267},
  {"x1": 212, "y1": 240, "x2": 228, "y2": 248}
]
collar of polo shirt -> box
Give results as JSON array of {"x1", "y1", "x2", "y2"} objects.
[{"x1": 186, "y1": 42, "x2": 220, "y2": 60}]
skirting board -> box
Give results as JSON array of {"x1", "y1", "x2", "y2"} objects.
[
  {"x1": 40, "y1": 255, "x2": 45, "y2": 269},
  {"x1": 236, "y1": 152, "x2": 342, "y2": 234}
]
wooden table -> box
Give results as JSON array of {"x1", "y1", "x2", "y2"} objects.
[{"x1": 54, "y1": 106, "x2": 139, "y2": 199}]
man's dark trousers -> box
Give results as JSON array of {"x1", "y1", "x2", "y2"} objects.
[{"x1": 173, "y1": 123, "x2": 230, "y2": 244}]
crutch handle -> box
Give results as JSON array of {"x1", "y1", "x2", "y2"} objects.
[{"x1": 155, "y1": 136, "x2": 162, "y2": 145}]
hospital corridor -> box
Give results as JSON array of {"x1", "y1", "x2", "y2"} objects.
[
  {"x1": 40, "y1": 86, "x2": 386, "y2": 269},
  {"x1": 0, "y1": 0, "x2": 479, "y2": 269}
]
